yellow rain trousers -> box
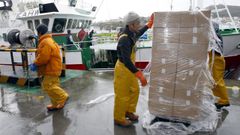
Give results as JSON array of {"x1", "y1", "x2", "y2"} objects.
[
  {"x1": 42, "y1": 76, "x2": 69, "y2": 106},
  {"x1": 114, "y1": 38, "x2": 139, "y2": 122},
  {"x1": 209, "y1": 52, "x2": 230, "y2": 105}
]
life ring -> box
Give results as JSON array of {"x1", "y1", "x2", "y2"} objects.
[{"x1": 54, "y1": 23, "x2": 63, "y2": 32}]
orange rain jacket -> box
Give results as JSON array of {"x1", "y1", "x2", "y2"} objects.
[{"x1": 34, "y1": 34, "x2": 62, "y2": 76}]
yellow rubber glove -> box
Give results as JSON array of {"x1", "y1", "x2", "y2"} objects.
[{"x1": 135, "y1": 71, "x2": 147, "y2": 86}]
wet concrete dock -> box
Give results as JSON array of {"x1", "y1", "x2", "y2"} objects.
[{"x1": 0, "y1": 70, "x2": 239, "y2": 135}]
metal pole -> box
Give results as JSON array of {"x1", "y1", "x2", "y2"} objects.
[
  {"x1": 61, "y1": 47, "x2": 66, "y2": 77},
  {"x1": 10, "y1": 51, "x2": 16, "y2": 74},
  {"x1": 21, "y1": 51, "x2": 28, "y2": 71}
]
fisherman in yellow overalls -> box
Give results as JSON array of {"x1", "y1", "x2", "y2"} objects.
[
  {"x1": 209, "y1": 22, "x2": 230, "y2": 110},
  {"x1": 114, "y1": 12, "x2": 154, "y2": 126},
  {"x1": 30, "y1": 24, "x2": 69, "y2": 111}
]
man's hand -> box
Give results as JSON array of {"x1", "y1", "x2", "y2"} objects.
[
  {"x1": 147, "y1": 13, "x2": 154, "y2": 28},
  {"x1": 135, "y1": 71, "x2": 147, "y2": 86}
]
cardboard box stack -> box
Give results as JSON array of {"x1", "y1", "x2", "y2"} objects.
[{"x1": 149, "y1": 11, "x2": 211, "y2": 123}]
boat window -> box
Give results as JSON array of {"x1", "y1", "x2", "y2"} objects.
[
  {"x1": 42, "y1": 19, "x2": 49, "y2": 26},
  {"x1": 81, "y1": 20, "x2": 85, "y2": 28},
  {"x1": 52, "y1": 18, "x2": 67, "y2": 33},
  {"x1": 84, "y1": 20, "x2": 88, "y2": 28},
  {"x1": 85, "y1": 20, "x2": 92, "y2": 28},
  {"x1": 72, "y1": 19, "x2": 77, "y2": 29},
  {"x1": 67, "y1": 19, "x2": 73, "y2": 29},
  {"x1": 34, "y1": 20, "x2": 40, "y2": 29},
  {"x1": 27, "y1": 20, "x2": 34, "y2": 31},
  {"x1": 77, "y1": 20, "x2": 83, "y2": 28},
  {"x1": 76, "y1": 20, "x2": 80, "y2": 29},
  {"x1": 88, "y1": 20, "x2": 92, "y2": 27}
]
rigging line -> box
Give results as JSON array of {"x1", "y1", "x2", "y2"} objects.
[
  {"x1": 94, "y1": 0, "x2": 105, "y2": 18},
  {"x1": 213, "y1": 0, "x2": 220, "y2": 21},
  {"x1": 170, "y1": 0, "x2": 173, "y2": 11},
  {"x1": 189, "y1": 0, "x2": 192, "y2": 11}
]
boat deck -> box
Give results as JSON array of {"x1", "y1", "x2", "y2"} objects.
[{"x1": 0, "y1": 70, "x2": 239, "y2": 135}]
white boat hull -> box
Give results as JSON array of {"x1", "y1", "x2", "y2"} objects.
[
  {"x1": 0, "y1": 34, "x2": 239, "y2": 71},
  {"x1": 0, "y1": 51, "x2": 87, "y2": 70},
  {"x1": 222, "y1": 34, "x2": 240, "y2": 56}
]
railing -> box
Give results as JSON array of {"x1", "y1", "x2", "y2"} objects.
[
  {"x1": 63, "y1": 36, "x2": 117, "y2": 50},
  {"x1": 92, "y1": 36, "x2": 118, "y2": 45},
  {"x1": 63, "y1": 34, "x2": 153, "y2": 50},
  {"x1": 213, "y1": 0, "x2": 239, "y2": 33},
  {"x1": 0, "y1": 48, "x2": 66, "y2": 77}
]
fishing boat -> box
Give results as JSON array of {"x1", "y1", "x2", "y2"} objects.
[
  {"x1": 210, "y1": 2, "x2": 240, "y2": 72},
  {"x1": 0, "y1": 0, "x2": 97, "y2": 70},
  {"x1": 90, "y1": 0, "x2": 240, "y2": 73},
  {"x1": 0, "y1": 0, "x2": 239, "y2": 73},
  {"x1": 89, "y1": 0, "x2": 240, "y2": 73}
]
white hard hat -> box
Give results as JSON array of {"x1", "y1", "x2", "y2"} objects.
[{"x1": 124, "y1": 12, "x2": 140, "y2": 25}]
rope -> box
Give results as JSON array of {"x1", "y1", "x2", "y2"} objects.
[{"x1": 94, "y1": 0, "x2": 105, "y2": 18}]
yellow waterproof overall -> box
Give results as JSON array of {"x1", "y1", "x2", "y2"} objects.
[
  {"x1": 114, "y1": 34, "x2": 140, "y2": 122},
  {"x1": 209, "y1": 52, "x2": 229, "y2": 105},
  {"x1": 42, "y1": 76, "x2": 69, "y2": 106}
]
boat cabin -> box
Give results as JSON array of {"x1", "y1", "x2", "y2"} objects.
[{"x1": 16, "y1": 2, "x2": 95, "y2": 44}]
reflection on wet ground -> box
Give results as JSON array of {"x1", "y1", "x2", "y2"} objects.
[{"x1": 0, "y1": 70, "x2": 239, "y2": 135}]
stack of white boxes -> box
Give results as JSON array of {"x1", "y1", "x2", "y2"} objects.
[{"x1": 149, "y1": 11, "x2": 211, "y2": 122}]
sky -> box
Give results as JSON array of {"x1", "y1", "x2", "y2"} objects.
[
  {"x1": 91, "y1": 0, "x2": 240, "y2": 22},
  {"x1": 39, "y1": 0, "x2": 240, "y2": 22}
]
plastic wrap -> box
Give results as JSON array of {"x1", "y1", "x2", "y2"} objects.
[{"x1": 144, "y1": 11, "x2": 219, "y2": 134}]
